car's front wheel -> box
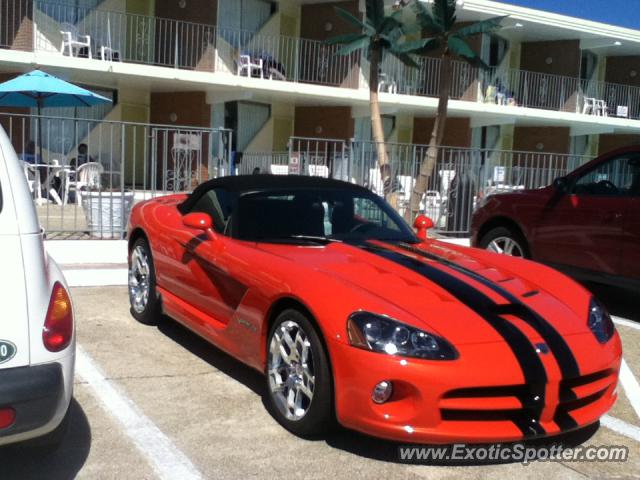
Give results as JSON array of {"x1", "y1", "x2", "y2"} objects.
[
  {"x1": 479, "y1": 226, "x2": 530, "y2": 258},
  {"x1": 128, "y1": 237, "x2": 161, "y2": 325},
  {"x1": 266, "y1": 309, "x2": 333, "y2": 437}
]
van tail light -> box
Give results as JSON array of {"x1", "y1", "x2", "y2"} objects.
[
  {"x1": 43, "y1": 283, "x2": 73, "y2": 352},
  {"x1": 0, "y1": 408, "x2": 15, "y2": 429}
]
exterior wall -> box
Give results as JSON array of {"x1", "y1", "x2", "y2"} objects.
[
  {"x1": 605, "y1": 56, "x2": 640, "y2": 87},
  {"x1": 513, "y1": 127, "x2": 570, "y2": 154},
  {"x1": 0, "y1": 0, "x2": 33, "y2": 51},
  {"x1": 520, "y1": 40, "x2": 581, "y2": 112},
  {"x1": 300, "y1": 1, "x2": 359, "y2": 41},
  {"x1": 520, "y1": 40, "x2": 581, "y2": 77},
  {"x1": 294, "y1": 106, "x2": 354, "y2": 140},
  {"x1": 150, "y1": 92, "x2": 210, "y2": 127},
  {"x1": 154, "y1": 0, "x2": 217, "y2": 71},
  {"x1": 412, "y1": 118, "x2": 472, "y2": 148},
  {"x1": 598, "y1": 134, "x2": 640, "y2": 155},
  {"x1": 150, "y1": 91, "x2": 211, "y2": 186}
]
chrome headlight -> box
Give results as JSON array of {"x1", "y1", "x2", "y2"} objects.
[
  {"x1": 347, "y1": 312, "x2": 458, "y2": 360},
  {"x1": 588, "y1": 298, "x2": 615, "y2": 344}
]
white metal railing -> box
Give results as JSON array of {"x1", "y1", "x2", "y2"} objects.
[
  {"x1": 9, "y1": 1, "x2": 640, "y2": 119},
  {"x1": 0, "y1": 0, "x2": 32, "y2": 49},
  {"x1": 1, "y1": 112, "x2": 232, "y2": 239}
]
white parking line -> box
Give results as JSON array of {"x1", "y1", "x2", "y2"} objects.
[
  {"x1": 75, "y1": 345, "x2": 203, "y2": 480},
  {"x1": 601, "y1": 415, "x2": 640, "y2": 443},
  {"x1": 620, "y1": 359, "x2": 640, "y2": 421},
  {"x1": 613, "y1": 316, "x2": 640, "y2": 331}
]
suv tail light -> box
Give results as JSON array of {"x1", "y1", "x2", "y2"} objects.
[
  {"x1": 43, "y1": 283, "x2": 73, "y2": 352},
  {"x1": 0, "y1": 408, "x2": 15, "y2": 429}
]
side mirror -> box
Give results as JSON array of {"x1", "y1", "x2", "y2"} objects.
[
  {"x1": 414, "y1": 215, "x2": 434, "y2": 240},
  {"x1": 553, "y1": 177, "x2": 569, "y2": 193},
  {"x1": 183, "y1": 212, "x2": 216, "y2": 240}
]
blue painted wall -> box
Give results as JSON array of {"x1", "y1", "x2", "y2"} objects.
[{"x1": 500, "y1": 0, "x2": 640, "y2": 30}]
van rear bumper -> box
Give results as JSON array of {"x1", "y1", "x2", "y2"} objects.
[{"x1": 0, "y1": 363, "x2": 64, "y2": 437}]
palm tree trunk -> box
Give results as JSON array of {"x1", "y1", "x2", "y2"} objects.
[
  {"x1": 406, "y1": 53, "x2": 452, "y2": 222},
  {"x1": 369, "y1": 46, "x2": 397, "y2": 207}
]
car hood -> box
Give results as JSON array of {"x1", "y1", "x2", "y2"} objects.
[{"x1": 257, "y1": 239, "x2": 592, "y2": 346}]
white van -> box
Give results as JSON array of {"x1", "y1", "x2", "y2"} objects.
[{"x1": 0, "y1": 126, "x2": 75, "y2": 447}]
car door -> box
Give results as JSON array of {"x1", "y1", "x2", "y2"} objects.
[
  {"x1": 621, "y1": 159, "x2": 640, "y2": 282},
  {"x1": 176, "y1": 188, "x2": 244, "y2": 326},
  {"x1": 533, "y1": 153, "x2": 635, "y2": 275}
]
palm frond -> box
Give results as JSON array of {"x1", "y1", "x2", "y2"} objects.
[
  {"x1": 456, "y1": 16, "x2": 507, "y2": 38},
  {"x1": 433, "y1": 0, "x2": 457, "y2": 31},
  {"x1": 334, "y1": 7, "x2": 374, "y2": 35},
  {"x1": 448, "y1": 35, "x2": 489, "y2": 69},
  {"x1": 391, "y1": 52, "x2": 420, "y2": 69},
  {"x1": 365, "y1": 0, "x2": 386, "y2": 28},
  {"x1": 411, "y1": 0, "x2": 443, "y2": 33},
  {"x1": 326, "y1": 32, "x2": 368, "y2": 46},
  {"x1": 337, "y1": 36, "x2": 371, "y2": 56}
]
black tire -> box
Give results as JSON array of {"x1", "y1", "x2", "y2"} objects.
[
  {"x1": 128, "y1": 237, "x2": 162, "y2": 325},
  {"x1": 265, "y1": 309, "x2": 334, "y2": 438},
  {"x1": 479, "y1": 225, "x2": 530, "y2": 258}
]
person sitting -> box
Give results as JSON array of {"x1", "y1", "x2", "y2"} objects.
[{"x1": 71, "y1": 143, "x2": 95, "y2": 169}]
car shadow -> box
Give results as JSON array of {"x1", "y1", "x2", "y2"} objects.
[
  {"x1": 157, "y1": 317, "x2": 266, "y2": 397},
  {"x1": 0, "y1": 398, "x2": 91, "y2": 479},
  {"x1": 156, "y1": 317, "x2": 603, "y2": 466},
  {"x1": 324, "y1": 422, "x2": 600, "y2": 465},
  {"x1": 583, "y1": 281, "x2": 640, "y2": 323}
]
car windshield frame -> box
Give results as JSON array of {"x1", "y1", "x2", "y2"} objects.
[{"x1": 230, "y1": 187, "x2": 418, "y2": 245}]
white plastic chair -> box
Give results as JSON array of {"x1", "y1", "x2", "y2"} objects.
[
  {"x1": 237, "y1": 55, "x2": 264, "y2": 78},
  {"x1": 20, "y1": 161, "x2": 42, "y2": 201},
  {"x1": 73, "y1": 162, "x2": 104, "y2": 203},
  {"x1": 60, "y1": 23, "x2": 92, "y2": 59}
]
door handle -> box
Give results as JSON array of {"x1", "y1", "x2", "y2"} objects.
[{"x1": 603, "y1": 212, "x2": 623, "y2": 222}]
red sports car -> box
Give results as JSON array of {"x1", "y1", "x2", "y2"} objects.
[{"x1": 127, "y1": 175, "x2": 621, "y2": 444}]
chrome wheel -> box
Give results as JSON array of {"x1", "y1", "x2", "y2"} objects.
[
  {"x1": 129, "y1": 245, "x2": 150, "y2": 314},
  {"x1": 268, "y1": 320, "x2": 315, "y2": 421},
  {"x1": 487, "y1": 236, "x2": 525, "y2": 257}
]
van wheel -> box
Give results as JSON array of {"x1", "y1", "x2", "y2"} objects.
[
  {"x1": 480, "y1": 226, "x2": 530, "y2": 258},
  {"x1": 128, "y1": 238, "x2": 161, "y2": 325}
]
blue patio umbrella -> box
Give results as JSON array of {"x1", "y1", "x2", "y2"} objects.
[{"x1": 0, "y1": 69, "x2": 111, "y2": 153}]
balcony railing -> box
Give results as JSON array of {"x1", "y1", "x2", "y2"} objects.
[{"x1": 2, "y1": 1, "x2": 636, "y2": 121}]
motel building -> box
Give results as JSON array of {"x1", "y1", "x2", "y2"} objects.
[{"x1": 2, "y1": 0, "x2": 640, "y2": 237}]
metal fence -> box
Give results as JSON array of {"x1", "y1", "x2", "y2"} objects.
[
  {"x1": 0, "y1": 112, "x2": 232, "y2": 239},
  {"x1": 0, "y1": 0, "x2": 32, "y2": 50},
  {"x1": 275, "y1": 137, "x2": 593, "y2": 236},
  {"x1": 15, "y1": 1, "x2": 640, "y2": 118}
]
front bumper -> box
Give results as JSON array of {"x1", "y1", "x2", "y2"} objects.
[
  {"x1": 329, "y1": 333, "x2": 622, "y2": 444},
  {"x1": 0, "y1": 363, "x2": 65, "y2": 439}
]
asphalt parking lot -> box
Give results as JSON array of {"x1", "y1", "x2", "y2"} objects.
[{"x1": 1, "y1": 285, "x2": 639, "y2": 480}]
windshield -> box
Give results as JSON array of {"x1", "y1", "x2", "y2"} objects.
[{"x1": 233, "y1": 188, "x2": 417, "y2": 244}]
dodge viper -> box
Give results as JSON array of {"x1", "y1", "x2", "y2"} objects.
[{"x1": 127, "y1": 175, "x2": 622, "y2": 444}]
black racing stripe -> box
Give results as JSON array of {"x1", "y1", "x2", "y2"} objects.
[
  {"x1": 396, "y1": 243, "x2": 580, "y2": 380},
  {"x1": 553, "y1": 410, "x2": 579, "y2": 430},
  {"x1": 361, "y1": 244, "x2": 547, "y2": 437}
]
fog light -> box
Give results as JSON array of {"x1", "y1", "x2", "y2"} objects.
[
  {"x1": 0, "y1": 408, "x2": 16, "y2": 429},
  {"x1": 372, "y1": 381, "x2": 393, "y2": 404}
]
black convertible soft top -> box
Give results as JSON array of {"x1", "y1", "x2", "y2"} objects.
[{"x1": 178, "y1": 174, "x2": 370, "y2": 214}]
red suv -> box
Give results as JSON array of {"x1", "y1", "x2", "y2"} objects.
[{"x1": 471, "y1": 146, "x2": 640, "y2": 290}]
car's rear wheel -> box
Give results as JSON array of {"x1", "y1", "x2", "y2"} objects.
[
  {"x1": 128, "y1": 238, "x2": 161, "y2": 325},
  {"x1": 480, "y1": 226, "x2": 530, "y2": 258},
  {"x1": 266, "y1": 309, "x2": 333, "y2": 437}
]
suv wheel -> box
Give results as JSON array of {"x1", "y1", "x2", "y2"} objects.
[{"x1": 479, "y1": 226, "x2": 530, "y2": 258}]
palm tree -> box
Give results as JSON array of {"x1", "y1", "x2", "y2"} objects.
[
  {"x1": 406, "y1": 0, "x2": 505, "y2": 220},
  {"x1": 327, "y1": 0, "x2": 426, "y2": 201}
]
